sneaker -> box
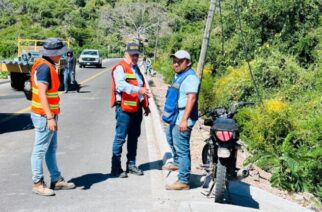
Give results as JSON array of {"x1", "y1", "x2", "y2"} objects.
[
  {"x1": 127, "y1": 165, "x2": 144, "y2": 176},
  {"x1": 165, "y1": 181, "x2": 190, "y2": 190},
  {"x1": 32, "y1": 179, "x2": 55, "y2": 196},
  {"x1": 50, "y1": 177, "x2": 76, "y2": 190},
  {"x1": 64, "y1": 90, "x2": 68, "y2": 93},
  {"x1": 162, "y1": 162, "x2": 179, "y2": 171},
  {"x1": 111, "y1": 167, "x2": 128, "y2": 178}
]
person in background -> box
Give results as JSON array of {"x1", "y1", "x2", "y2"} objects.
[
  {"x1": 143, "y1": 56, "x2": 152, "y2": 75},
  {"x1": 64, "y1": 50, "x2": 79, "y2": 93}
]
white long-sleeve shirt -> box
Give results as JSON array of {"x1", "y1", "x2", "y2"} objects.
[{"x1": 113, "y1": 64, "x2": 144, "y2": 102}]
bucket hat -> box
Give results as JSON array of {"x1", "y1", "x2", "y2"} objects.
[{"x1": 40, "y1": 38, "x2": 68, "y2": 57}]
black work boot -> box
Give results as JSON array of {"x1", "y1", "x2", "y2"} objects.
[
  {"x1": 111, "y1": 167, "x2": 128, "y2": 178},
  {"x1": 76, "y1": 83, "x2": 81, "y2": 93},
  {"x1": 127, "y1": 165, "x2": 144, "y2": 176},
  {"x1": 111, "y1": 157, "x2": 128, "y2": 178}
]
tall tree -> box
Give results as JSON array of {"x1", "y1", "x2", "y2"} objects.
[{"x1": 98, "y1": 2, "x2": 171, "y2": 51}]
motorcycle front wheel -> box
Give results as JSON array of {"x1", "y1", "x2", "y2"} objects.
[{"x1": 214, "y1": 158, "x2": 227, "y2": 203}]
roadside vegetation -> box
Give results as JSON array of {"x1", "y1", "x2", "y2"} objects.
[
  {"x1": 0, "y1": 0, "x2": 321, "y2": 201},
  {"x1": 0, "y1": 0, "x2": 119, "y2": 59},
  {"x1": 154, "y1": 0, "x2": 322, "y2": 201},
  {"x1": 0, "y1": 71, "x2": 9, "y2": 79}
]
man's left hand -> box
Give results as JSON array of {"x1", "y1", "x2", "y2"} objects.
[
  {"x1": 179, "y1": 120, "x2": 188, "y2": 132},
  {"x1": 144, "y1": 107, "x2": 151, "y2": 116}
]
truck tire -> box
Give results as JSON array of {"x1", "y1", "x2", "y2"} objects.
[
  {"x1": 10, "y1": 72, "x2": 25, "y2": 91},
  {"x1": 23, "y1": 79, "x2": 32, "y2": 101}
]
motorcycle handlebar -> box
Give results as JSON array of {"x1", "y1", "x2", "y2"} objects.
[
  {"x1": 238, "y1": 101, "x2": 255, "y2": 107},
  {"x1": 199, "y1": 101, "x2": 255, "y2": 118}
]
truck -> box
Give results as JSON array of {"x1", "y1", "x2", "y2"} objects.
[{"x1": 0, "y1": 38, "x2": 71, "y2": 93}]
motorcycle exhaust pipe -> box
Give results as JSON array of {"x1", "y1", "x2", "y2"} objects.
[{"x1": 236, "y1": 168, "x2": 250, "y2": 180}]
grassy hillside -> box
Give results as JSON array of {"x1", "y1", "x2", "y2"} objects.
[{"x1": 0, "y1": 0, "x2": 118, "y2": 59}]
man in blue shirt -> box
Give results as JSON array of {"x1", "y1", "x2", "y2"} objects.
[{"x1": 163, "y1": 50, "x2": 200, "y2": 190}]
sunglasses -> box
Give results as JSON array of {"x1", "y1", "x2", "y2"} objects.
[{"x1": 172, "y1": 59, "x2": 185, "y2": 64}]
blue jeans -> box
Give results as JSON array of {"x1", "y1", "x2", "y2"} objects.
[
  {"x1": 31, "y1": 113, "x2": 61, "y2": 183},
  {"x1": 112, "y1": 105, "x2": 143, "y2": 168},
  {"x1": 64, "y1": 68, "x2": 75, "y2": 91},
  {"x1": 166, "y1": 124, "x2": 192, "y2": 184}
]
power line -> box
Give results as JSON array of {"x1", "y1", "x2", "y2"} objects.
[{"x1": 235, "y1": 0, "x2": 263, "y2": 104}]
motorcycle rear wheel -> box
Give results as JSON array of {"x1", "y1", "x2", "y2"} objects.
[
  {"x1": 214, "y1": 158, "x2": 227, "y2": 203},
  {"x1": 202, "y1": 143, "x2": 218, "y2": 165}
]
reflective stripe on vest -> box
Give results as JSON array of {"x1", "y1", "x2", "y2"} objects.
[
  {"x1": 31, "y1": 101, "x2": 60, "y2": 110},
  {"x1": 125, "y1": 73, "x2": 136, "y2": 80},
  {"x1": 32, "y1": 89, "x2": 59, "y2": 98},
  {"x1": 123, "y1": 100, "x2": 138, "y2": 106}
]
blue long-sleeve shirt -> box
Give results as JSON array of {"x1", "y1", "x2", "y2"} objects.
[{"x1": 113, "y1": 64, "x2": 144, "y2": 102}]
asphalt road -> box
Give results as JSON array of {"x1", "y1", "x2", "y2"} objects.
[
  {"x1": 0, "y1": 59, "x2": 213, "y2": 212},
  {"x1": 0, "y1": 59, "x2": 310, "y2": 212},
  {"x1": 0, "y1": 59, "x2": 154, "y2": 211}
]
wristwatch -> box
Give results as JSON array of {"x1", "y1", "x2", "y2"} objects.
[{"x1": 47, "y1": 116, "x2": 54, "y2": 120}]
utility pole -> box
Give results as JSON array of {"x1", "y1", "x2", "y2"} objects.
[
  {"x1": 197, "y1": 0, "x2": 217, "y2": 79},
  {"x1": 153, "y1": 18, "x2": 160, "y2": 61}
]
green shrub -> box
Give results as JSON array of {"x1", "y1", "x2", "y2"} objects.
[{"x1": 0, "y1": 72, "x2": 9, "y2": 79}]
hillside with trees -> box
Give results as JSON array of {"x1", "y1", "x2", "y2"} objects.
[
  {"x1": 0, "y1": 0, "x2": 321, "y2": 201},
  {"x1": 154, "y1": 0, "x2": 322, "y2": 201}
]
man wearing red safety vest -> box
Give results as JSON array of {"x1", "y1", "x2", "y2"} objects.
[
  {"x1": 30, "y1": 38, "x2": 75, "y2": 196},
  {"x1": 110, "y1": 43, "x2": 150, "y2": 178}
]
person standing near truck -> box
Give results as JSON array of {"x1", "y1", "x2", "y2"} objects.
[
  {"x1": 30, "y1": 38, "x2": 75, "y2": 196},
  {"x1": 64, "y1": 50, "x2": 79, "y2": 93}
]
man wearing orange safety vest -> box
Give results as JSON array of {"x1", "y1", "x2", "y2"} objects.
[
  {"x1": 30, "y1": 38, "x2": 75, "y2": 196},
  {"x1": 110, "y1": 43, "x2": 150, "y2": 178}
]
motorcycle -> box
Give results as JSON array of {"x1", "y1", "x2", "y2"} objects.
[{"x1": 200, "y1": 101, "x2": 254, "y2": 203}]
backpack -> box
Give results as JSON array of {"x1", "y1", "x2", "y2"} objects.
[{"x1": 162, "y1": 68, "x2": 198, "y2": 124}]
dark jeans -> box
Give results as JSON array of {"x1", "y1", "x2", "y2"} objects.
[
  {"x1": 112, "y1": 105, "x2": 143, "y2": 168},
  {"x1": 64, "y1": 68, "x2": 76, "y2": 91}
]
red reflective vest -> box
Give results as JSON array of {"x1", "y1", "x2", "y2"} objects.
[
  {"x1": 111, "y1": 60, "x2": 149, "y2": 112},
  {"x1": 31, "y1": 58, "x2": 60, "y2": 115}
]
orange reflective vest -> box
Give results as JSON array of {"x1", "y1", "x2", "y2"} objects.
[
  {"x1": 31, "y1": 58, "x2": 60, "y2": 115},
  {"x1": 111, "y1": 60, "x2": 149, "y2": 112}
]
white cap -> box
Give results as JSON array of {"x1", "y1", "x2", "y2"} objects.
[{"x1": 170, "y1": 50, "x2": 191, "y2": 61}]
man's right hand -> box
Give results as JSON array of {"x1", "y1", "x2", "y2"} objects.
[
  {"x1": 139, "y1": 87, "x2": 150, "y2": 96},
  {"x1": 47, "y1": 119, "x2": 57, "y2": 132}
]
